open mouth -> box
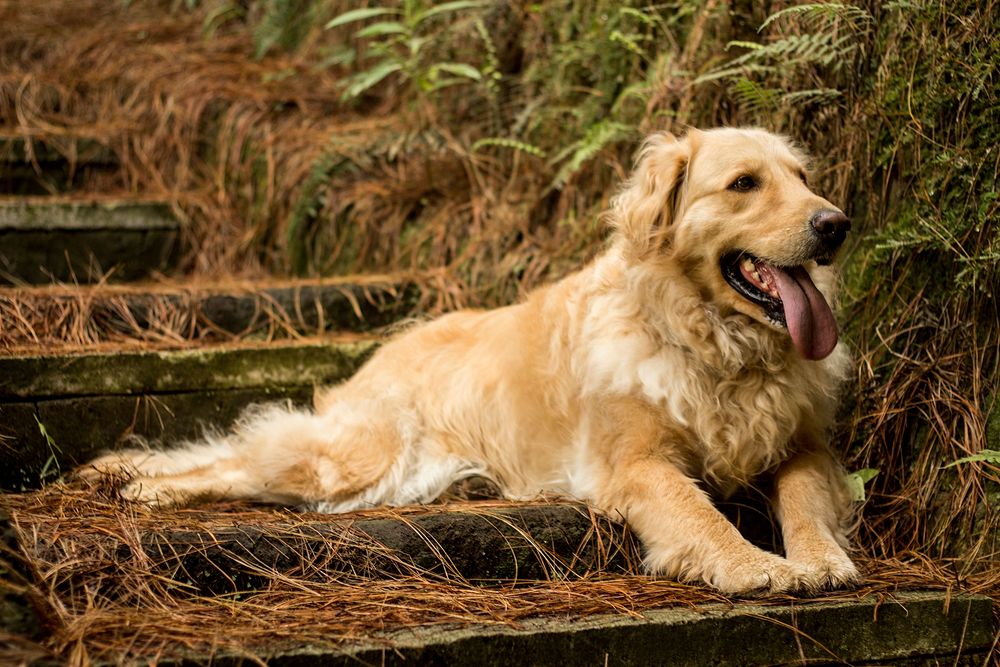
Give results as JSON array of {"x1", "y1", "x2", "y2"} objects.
[{"x1": 720, "y1": 251, "x2": 839, "y2": 361}]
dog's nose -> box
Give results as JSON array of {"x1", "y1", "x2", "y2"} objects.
[{"x1": 810, "y1": 209, "x2": 851, "y2": 251}]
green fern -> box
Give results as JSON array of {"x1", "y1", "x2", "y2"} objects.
[
  {"x1": 472, "y1": 138, "x2": 546, "y2": 157},
  {"x1": 782, "y1": 87, "x2": 842, "y2": 105},
  {"x1": 758, "y1": 3, "x2": 873, "y2": 33},
  {"x1": 694, "y1": 3, "x2": 868, "y2": 115},
  {"x1": 550, "y1": 120, "x2": 633, "y2": 190},
  {"x1": 730, "y1": 77, "x2": 781, "y2": 113},
  {"x1": 945, "y1": 450, "x2": 1000, "y2": 468},
  {"x1": 254, "y1": 0, "x2": 317, "y2": 58},
  {"x1": 286, "y1": 145, "x2": 356, "y2": 275}
]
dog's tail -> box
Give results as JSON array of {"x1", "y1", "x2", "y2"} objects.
[{"x1": 79, "y1": 401, "x2": 304, "y2": 480}]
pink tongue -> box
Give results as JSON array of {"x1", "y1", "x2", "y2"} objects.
[{"x1": 769, "y1": 265, "x2": 838, "y2": 360}]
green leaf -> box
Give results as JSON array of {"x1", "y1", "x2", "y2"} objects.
[
  {"x1": 325, "y1": 7, "x2": 401, "y2": 30},
  {"x1": 414, "y1": 0, "x2": 487, "y2": 24},
  {"x1": 846, "y1": 468, "x2": 879, "y2": 502},
  {"x1": 609, "y1": 30, "x2": 646, "y2": 58},
  {"x1": 356, "y1": 21, "x2": 408, "y2": 38},
  {"x1": 34, "y1": 414, "x2": 62, "y2": 482},
  {"x1": 726, "y1": 40, "x2": 765, "y2": 52},
  {"x1": 944, "y1": 449, "x2": 1000, "y2": 468},
  {"x1": 618, "y1": 7, "x2": 655, "y2": 26},
  {"x1": 341, "y1": 61, "x2": 403, "y2": 99},
  {"x1": 407, "y1": 36, "x2": 428, "y2": 56},
  {"x1": 430, "y1": 62, "x2": 481, "y2": 81}
]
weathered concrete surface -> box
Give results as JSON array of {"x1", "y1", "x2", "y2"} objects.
[
  {"x1": 173, "y1": 591, "x2": 992, "y2": 666},
  {"x1": 0, "y1": 340, "x2": 379, "y2": 490},
  {"x1": 123, "y1": 504, "x2": 631, "y2": 595},
  {"x1": 0, "y1": 199, "x2": 180, "y2": 283},
  {"x1": 0, "y1": 386, "x2": 314, "y2": 490},
  {"x1": 0, "y1": 200, "x2": 178, "y2": 231},
  {"x1": 0, "y1": 339, "x2": 378, "y2": 399}
]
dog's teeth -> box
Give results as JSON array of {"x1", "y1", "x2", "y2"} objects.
[
  {"x1": 742, "y1": 258, "x2": 754, "y2": 272},
  {"x1": 752, "y1": 270, "x2": 762, "y2": 284}
]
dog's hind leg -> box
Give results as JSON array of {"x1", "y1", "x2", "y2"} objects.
[{"x1": 119, "y1": 401, "x2": 409, "y2": 510}]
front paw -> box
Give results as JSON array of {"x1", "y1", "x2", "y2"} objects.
[
  {"x1": 645, "y1": 543, "x2": 815, "y2": 595},
  {"x1": 709, "y1": 552, "x2": 813, "y2": 595},
  {"x1": 794, "y1": 548, "x2": 861, "y2": 590}
]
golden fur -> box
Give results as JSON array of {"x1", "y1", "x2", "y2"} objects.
[{"x1": 85, "y1": 127, "x2": 859, "y2": 594}]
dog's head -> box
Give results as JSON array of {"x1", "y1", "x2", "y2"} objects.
[{"x1": 611, "y1": 127, "x2": 850, "y2": 361}]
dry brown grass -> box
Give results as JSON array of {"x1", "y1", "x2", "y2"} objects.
[
  {"x1": 0, "y1": 272, "x2": 426, "y2": 354},
  {"x1": 0, "y1": 0, "x2": 571, "y2": 303},
  {"x1": 3, "y1": 479, "x2": 990, "y2": 665}
]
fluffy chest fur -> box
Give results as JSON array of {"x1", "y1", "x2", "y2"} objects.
[{"x1": 574, "y1": 252, "x2": 847, "y2": 494}]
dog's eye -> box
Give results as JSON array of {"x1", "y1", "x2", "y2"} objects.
[
  {"x1": 799, "y1": 171, "x2": 809, "y2": 185},
  {"x1": 728, "y1": 175, "x2": 757, "y2": 192}
]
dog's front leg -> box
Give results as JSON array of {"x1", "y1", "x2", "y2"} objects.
[
  {"x1": 590, "y1": 399, "x2": 808, "y2": 594},
  {"x1": 771, "y1": 447, "x2": 860, "y2": 589}
]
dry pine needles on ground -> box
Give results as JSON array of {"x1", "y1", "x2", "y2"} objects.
[{"x1": 2, "y1": 479, "x2": 989, "y2": 665}]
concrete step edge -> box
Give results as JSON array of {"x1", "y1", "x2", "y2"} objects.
[
  {"x1": 153, "y1": 591, "x2": 995, "y2": 667},
  {"x1": 0, "y1": 337, "x2": 380, "y2": 399},
  {"x1": 0, "y1": 198, "x2": 179, "y2": 231}
]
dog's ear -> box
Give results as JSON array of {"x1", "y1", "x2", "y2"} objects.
[{"x1": 609, "y1": 131, "x2": 695, "y2": 257}]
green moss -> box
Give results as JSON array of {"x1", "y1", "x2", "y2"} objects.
[{"x1": 0, "y1": 340, "x2": 378, "y2": 399}]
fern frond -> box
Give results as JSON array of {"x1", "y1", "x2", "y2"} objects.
[
  {"x1": 286, "y1": 147, "x2": 355, "y2": 275},
  {"x1": 550, "y1": 121, "x2": 632, "y2": 190},
  {"x1": 699, "y1": 32, "x2": 856, "y2": 84},
  {"x1": 781, "y1": 88, "x2": 842, "y2": 105},
  {"x1": 726, "y1": 40, "x2": 765, "y2": 52},
  {"x1": 618, "y1": 7, "x2": 656, "y2": 26},
  {"x1": 609, "y1": 30, "x2": 647, "y2": 59},
  {"x1": 731, "y1": 77, "x2": 780, "y2": 112},
  {"x1": 758, "y1": 3, "x2": 873, "y2": 33},
  {"x1": 693, "y1": 64, "x2": 777, "y2": 85},
  {"x1": 945, "y1": 449, "x2": 1000, "y2": 468},
  {"x1": 472, "y1": 138, "x2": 546, "y2": 157}
]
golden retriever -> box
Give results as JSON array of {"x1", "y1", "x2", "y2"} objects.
[{"x1": 85, "y1": 127, "x2": 859, "y2": 594}]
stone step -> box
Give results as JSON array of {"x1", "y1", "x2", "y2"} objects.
[
  {"x1": 0, "y1": 338, "x2": 378, "y2": 490},
  {"x1": 0, "y1": 274, "x2": 418, "y2": 352},
  {"x1": 107, "y1": 502, "x2": 634, "y2": 592},
  {"x1": 0, "y1": 133, "x2": 117, "y2": 195},
  {"x1": 0, "y1": 490, "x2": 991, "y2": 665},
  {"x1": 0, "y1": 198, "x2": 182, "y2": 284},
  {"x1": 243, "y1": 591, "x2": 993, "y2": 666}
]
